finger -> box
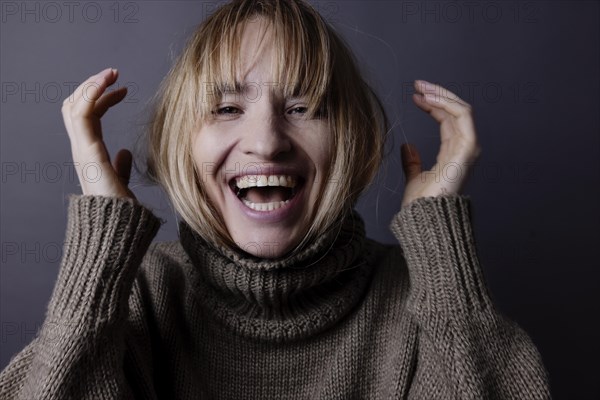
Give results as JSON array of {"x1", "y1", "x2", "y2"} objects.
[
  {"x1": 422, "y1": 92, "x2": 473, "y2": 119},
  {"x1": 113, "y1": 149, "x2": 132, "y2": 186},
  {"x1": 414, "y1": 80, "x2": 470, "y2": 107},
  {"x1": 62, "y1": 67, "x2": 116, "y2": 111},
  {"x1": 413, "y1": 93, "x2": 478, "y2": 146},
  {"x1": 414, "y1": 80, "x2": 472, "y2": 118},
  {"x1": 63, "y1": 69, "x2": 122, "y2": 150},
  {"x1": 94, "y1": 86, "x2": 128, "y2": 118},
  {"x1": 412, "y1": 93, "x2": 449, "y2": 123},
  {"x1": 62, "y1": 68, "x2": 116, "y2": 142},
  {"x1": 400, "y1": 143, "x2": 421, "y2": 182},
  {"x1": 71, "y1": 68, "x2": 119, "y2": 117}
]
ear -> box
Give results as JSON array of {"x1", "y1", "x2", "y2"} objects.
[
  {"x1": 113, "y1": 148, "x2": 133, "y2": 187},
  {"x1": 400, "y1": 143, "x2": 422, "y2": 182}
]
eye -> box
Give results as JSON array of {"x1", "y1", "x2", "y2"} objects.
[
  {"x1": 212, "y1": 106, "x2": 242, "y2": 115},
  {"x1": 287, "y1": 106, "x2": 309, "y2": 115},
  {"x1": 285, "y1": 101, "x2": 327, "y2": 119}
]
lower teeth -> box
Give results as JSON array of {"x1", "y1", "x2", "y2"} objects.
[{"x1": 242, "y1": 199, "x2": 290, "y2": 211}]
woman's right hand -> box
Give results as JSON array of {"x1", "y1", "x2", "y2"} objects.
[{"x1": 61, "y1": 67, "x2": 136, "y2": 200}]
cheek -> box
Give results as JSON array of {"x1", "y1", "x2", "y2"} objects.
[
  {"x1": 309, "y1": 127, "x2": 333, "y2": 178},
  {"x1": 300, "y1": 127, "x2": 333, "y2": 205},
  {"x1": 192, "y1": 134, "x2": 209, "y2": 184},
  {"x1": 192, "y1": 128, "x2": 220, "y2": 165},
  {"x1": 191, "y1": 130, "x2": 226, "y2": 202},
  {"x1": 193, "y1": 124, "x2": 236, "y2": 170}
]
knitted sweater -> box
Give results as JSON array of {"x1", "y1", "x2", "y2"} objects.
[{"x1": 0, "y1": 193, "x2": 552, "y2": 399}]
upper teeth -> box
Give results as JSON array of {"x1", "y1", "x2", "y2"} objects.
[{"x1": 235, "y1": 175, "x2": 297, "y2": 189}]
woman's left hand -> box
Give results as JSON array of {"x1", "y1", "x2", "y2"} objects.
[{"x1": 400, "y1": 80, "x2": 482, "y2": 209}]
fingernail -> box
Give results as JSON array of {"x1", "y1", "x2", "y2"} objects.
[{"x1": 417, "y1": 80, "x2": 435, "y2": 91}]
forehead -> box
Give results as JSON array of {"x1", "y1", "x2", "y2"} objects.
[
  {"x1": 212, "y1": 19, "x2": 302, "y2": 100},
  {"x1": 199, "y1": 12, "x2": 329, "y2": 112},
  {"x1": 236, "y1": 18, "x2": 278, "y2": 85}
]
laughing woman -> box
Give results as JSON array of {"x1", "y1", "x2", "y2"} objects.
[{"x1": 0, "y1": 0, "x2": 551, "y2": 399}]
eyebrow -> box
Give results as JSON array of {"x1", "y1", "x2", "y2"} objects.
[
  {"x1": 208, "y1": 80, "x2": 302, "y2": 99},
  {"x1": 216, "y1": 80, "x2": 245, "y2": 95}
]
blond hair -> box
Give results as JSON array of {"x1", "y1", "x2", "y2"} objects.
[{"x1": 143, "y1": 0, "x2": 389, "y2": 254}]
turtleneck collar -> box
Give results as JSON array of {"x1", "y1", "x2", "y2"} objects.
[{"x1": 178, "y1": 210, "x2": 377, "y2": 343}]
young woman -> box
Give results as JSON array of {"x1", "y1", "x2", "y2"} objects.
[{"x1": 0, "y1": 0, "x2": 551, "y2": 398}]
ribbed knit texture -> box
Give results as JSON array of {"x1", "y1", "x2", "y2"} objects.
[
  {"x1": 0, "y1": 193, "x2": 552, "y2": 399},
  {"x1": 179, "y1": 209, "x2": 376, "y2": 343}
]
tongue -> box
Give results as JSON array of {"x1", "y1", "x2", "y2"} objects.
[{"x1": 245, "y1": 187, "x2": 289, "y2": 203}]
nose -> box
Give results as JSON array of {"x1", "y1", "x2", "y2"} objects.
[{"x1": 240, "y1": 112, "x2": 292, "y2": 160}]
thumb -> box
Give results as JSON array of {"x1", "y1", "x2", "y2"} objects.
[
  {"x1": 400, "y1": 143, "x2": 421, "y2": 182},
  {"x1": 113, "y1": 148, "x2": 133, "y2": 187}
]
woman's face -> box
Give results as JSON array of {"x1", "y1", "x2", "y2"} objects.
[{"x1": 192, "y1": 18, "x2": 331, "y2": 258}]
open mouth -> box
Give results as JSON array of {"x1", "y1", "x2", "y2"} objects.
[{"x1": 229, "y1": 174, "x2": 302, "y2": 212}]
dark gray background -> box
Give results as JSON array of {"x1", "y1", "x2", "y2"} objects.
[{"x1": 1, "y1": 1, "x2": 598, "y2": 398}]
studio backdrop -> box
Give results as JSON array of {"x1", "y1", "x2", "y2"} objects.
[{"x1": 1, "y1": 1, "x2": 598, "y2": 399}]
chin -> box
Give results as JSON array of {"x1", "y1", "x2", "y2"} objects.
[{"x1": 229, "y1": 225, "x2": 305, "y2": 259}]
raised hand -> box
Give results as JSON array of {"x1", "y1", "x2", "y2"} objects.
[
  {"x1": 400, "y1": 80, "x2": 482, "y2": 209},
  {"x1": 61, "y1": 67, "x2": 135, "y2": 199}
]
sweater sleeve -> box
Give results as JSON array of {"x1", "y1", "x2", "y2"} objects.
[
  {"x1": 389, "y1": 194, "x2": 552, "y2": 399},
  {"x1": 0, "y1": 194, "x2": 162, "y2": 399}
]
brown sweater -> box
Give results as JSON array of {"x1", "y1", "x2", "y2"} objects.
[{"x1": 0, "y1": 193, "x2": 552, "y2": 399}]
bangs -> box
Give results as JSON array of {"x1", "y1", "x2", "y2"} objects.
[{"x1": 192, "y1": 0, "x2": 332, "y2": 121}]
